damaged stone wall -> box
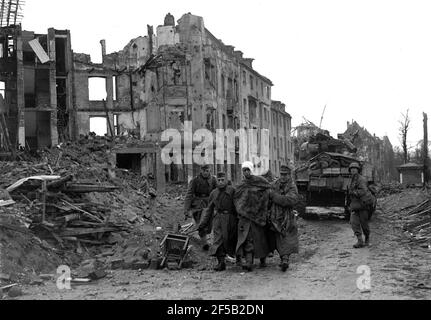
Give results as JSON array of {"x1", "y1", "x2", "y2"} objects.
[
  {"x1": 0, "y1": 25, "x2": 72, "y2": 152},
  {"x1": 70, "y1": 13, "x2": 288, "y2": 183}
]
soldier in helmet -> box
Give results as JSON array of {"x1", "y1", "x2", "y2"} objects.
[
  {"x1": 198, "y1": 172, "x2": 239, "y2": 271},
  {"x1": 267, "y1": 164, "x2": 300, "y2": 271},
  {"x1": 184, "y1": 164, "x2": 217, "y2": 250},
  {"x1": 347, "y1": 162, "x2": 373, "y2": 248}
]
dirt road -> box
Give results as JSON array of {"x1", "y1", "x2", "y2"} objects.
[{"x1": 15, "y1": 206, "x2": 431, "y2": 300}]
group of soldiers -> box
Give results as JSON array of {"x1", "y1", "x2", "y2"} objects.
[
  {"x1": 183, "y1": 161, "x2": 300, "y2": 272},
  {"x1": 183, "y1": 160, "x2": 375, "y2": 272}
]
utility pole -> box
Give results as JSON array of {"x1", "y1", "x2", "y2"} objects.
[{"x1": 423, "y1": 112, "x2": 429, "y2": 185}]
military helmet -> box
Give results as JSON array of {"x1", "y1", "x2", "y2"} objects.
[{"x1": 348, "y1": 162, "x2": 361, "y2": 172}]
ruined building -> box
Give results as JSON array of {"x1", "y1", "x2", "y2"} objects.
[
  {"x1": 1, "y1": 13, "x2": 294, "y2": 184},
  {"x1": 270, "y1": 100, "x2": 294, "y2": 176},
  {"x1": 343, "y1": 120, "x2": 397, "y2": 182},
  {"x1": 0, "y1": 24, "x2": 72, "y2": 151}
]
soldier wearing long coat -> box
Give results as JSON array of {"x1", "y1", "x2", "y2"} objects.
[
  {"x1": 199, "y1": 172, "x2": 238, "y2": 271},
  {"x1": 268, "y1": 165, "x2": 300, "y2": 272},
  {"x1": 234, "y1": 161, "x2": 271, "y2": 272}
]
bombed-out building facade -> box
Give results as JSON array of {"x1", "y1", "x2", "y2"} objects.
[
  {"x1": 0, "y1": 24, "x2": 72, "y2": 151},
  {"x1": 1, "y1": 13, "x2": 294, "y2": 184}
]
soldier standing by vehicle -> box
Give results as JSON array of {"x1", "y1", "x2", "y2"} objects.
[
  {"x1": 348, "y1": 162, "x2": 374, "y2": 248},
  {"x1": 184, "y1": 164, "x2": 217, "y2": 250},
  {"x1": 234, "y1": 161, "x2": 271, "y2": 272},
  {"x1": 198, "y1": 172, "x2": 239, "y2": 271},
  {"x1": 268, "y1": 164, "x2": 300, "y2": 272}
]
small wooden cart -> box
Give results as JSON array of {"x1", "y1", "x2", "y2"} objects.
[{"x1": 159, "y1": 233, "x2": 190, "y2": 268}]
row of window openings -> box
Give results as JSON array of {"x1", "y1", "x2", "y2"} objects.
[
  {"x1": 204, "y1": 62, "x2": 270, "y2": 100},
  {"x1": 89, "y1": 74, "x2": 269, "y2": 105},
  {"x1": 244, "y1": 100, "x2": 291, "y2": 129},
  {"x1": 242, "y1": 71, "x2": 270, "y2": 99}
]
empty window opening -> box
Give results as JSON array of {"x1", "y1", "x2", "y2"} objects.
[
  {"x1": 3, "y1": 36, "x2": 15, "y2": 58},
  {"x1": 24, "y1": 68, "x2": 35, "y2": 108},
  {"x1": 121, "y1": 153, "x2": 145, "y2": 175},
  {"x1": 24, "y1": 111, "x2": 51, "y2": 150},
  {"x1": 55, "y1": 37, "x2": 67, "y2": 74},
  {"x1": 35, "y1": 69, "x2": 50, "y2": 108},
  {"x1": 89, "y1": 116, "x2": 107, "y2": 136},
  {"x1": 88, "y1": 77, "x2": 107, "y2": 101},
  {"x1": 56, "y1": 78, "x2": 68, "y2": 142},
  {"x1": 114, "y1": 114, "x2": 120, "y2": 135},
  {"x1": 116, "y1": 153, "x2": 142, "y2": 173},
  {"x1": 113, "y1": 76, "x2": 117, "y2": 101},
  {"x1": 0, "y1": 81, "x2": 5, "y2": 97}
]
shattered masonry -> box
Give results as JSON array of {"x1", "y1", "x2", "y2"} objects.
[{"x1": 0, "y1": 13, "x2": 294, "y2": 184}]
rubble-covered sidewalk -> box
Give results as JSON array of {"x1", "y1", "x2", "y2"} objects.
[{"x1": 0, "y1": 135, "x2": 206, "y2": 298}]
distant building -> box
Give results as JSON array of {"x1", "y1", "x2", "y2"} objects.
[
  {"x1": 270, "y1": 100, "x2": 294, "y2": 176},
  {"x1": 343, "y1": 120, "x2": 396, "y2": 182},
  {"x1": 397, "y1": 162, "x2": 424, "y2": 186}
]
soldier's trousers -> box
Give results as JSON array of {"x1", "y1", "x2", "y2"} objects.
[
  {"x1": 193, "y1": 209, "x2": 212, "y2": 238},
  {"x1": 350, "y1": 209, "x2": 370, "y2": 238}
]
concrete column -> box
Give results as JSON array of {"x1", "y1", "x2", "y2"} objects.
[
  {"x1": 48, "y1": 28, "x2": 58, "y2": 146},
  {"x1": 12, "y1": 27, "x2": 25, "y2": 148},
  {"x1": 156, "y1": 147, "x2": 166, "y2": 193},
  {"x1": 106, "y1": 75, "x2": 114, "y2": 135}
]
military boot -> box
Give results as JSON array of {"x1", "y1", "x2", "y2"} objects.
[
  {"x1": 242, "y1": 253, "x2": 253, "y2": 272},
  {"x1": 214, "y1": 256, "x2": 226, "y2": 271},
  {"x1": 364, "y1": 234, "x2": 370, "y2": 247},
  {"x1": 353, "y1": 236, "x2": 364, "y2": 249},
  {"x1": 279, "y1": 255, "x2": 290, "y2": 272}
]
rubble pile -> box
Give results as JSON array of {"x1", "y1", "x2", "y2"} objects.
[
  {"x1": 380, "y1": 189, "x2": 430, "y2": 248},
  {"x1": 377, "y1": 182, "x2": 408, "y2": 197},
  {"x1": 0, "y1": 205, "x2": 66, "y2": 284},
  {"x1": 401, "y1": 198, "x2": 431, "y2": 245},
  {"x1": 0, "y1": 135, "x2": 169, "y2": 282}
]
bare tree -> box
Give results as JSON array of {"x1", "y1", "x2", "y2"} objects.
[{"x1": 399, "y1": 109, "x2": 411, "y2": 164}]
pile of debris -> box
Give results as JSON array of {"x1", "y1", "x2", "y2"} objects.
[
  {"x1": 377, "y1": 182, "x2": 407, "y2": 197},
  {"x1": 380, "y1": 189, "x2": 430, "y2": 248},
  {"x1": 0, "y1": 205, "x2": 66, "y2": 285},
  {"x1": 0, "y1": 135, "x2": 165, "y2": 284},
  {"x1": 401, "y1": 198, "x2": 431, "y2": 246},
  {"x1": 4, "y1": 175, "x2": 131, "y2": 248}
]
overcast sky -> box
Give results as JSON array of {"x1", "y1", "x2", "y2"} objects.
[{"x1": 23, "y1": 0, "x2": 431, "y2": 149}]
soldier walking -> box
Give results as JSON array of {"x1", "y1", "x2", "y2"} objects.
[
  {"x1": 267, "y1": 164, "x2": 300, "y2": 272},
  {"x1": 234, "y1": 161, "x2": 271, "y2": 272},
  {"x1": 198, "y1": 172, "x2": 239, "y2": 271},
  {"x1": 348, "y1": 162, "x2": 373, "y2": 248},
  {"x1": 184, "y1": 164, "x2": 217, "y2": 250}
]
